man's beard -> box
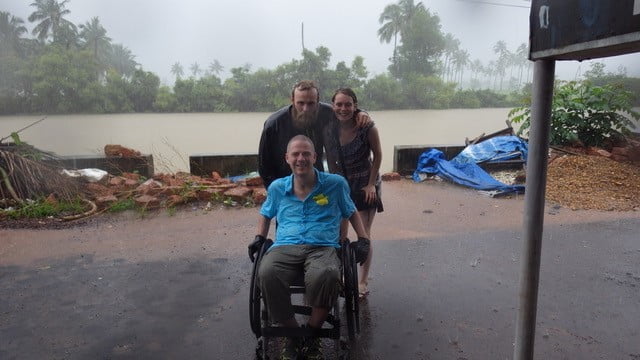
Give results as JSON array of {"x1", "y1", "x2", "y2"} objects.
[{"x1": 292, "y1": 107, "x2": 318, "y2": 129}]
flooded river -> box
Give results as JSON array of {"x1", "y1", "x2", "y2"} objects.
[{"x1": 1, "y1": 109, "x2": 518, "y2": 173}]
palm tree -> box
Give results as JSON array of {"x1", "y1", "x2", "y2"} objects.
[
  {"x1": 28, "y1": 0, "x2": 76, "y2": 43},
  {"x1": 378, "y1": 0, "x2": 426, "y2": 75},
  {"x1": 452, "y1": 49, "x2": 470, "y2": 86},
  {"x1": 398, "y1": 0, "x2": 426, "y2": 22},
  {"x1": 55, "y1": 21, "x2": 79, "y2": 49},
  {"x1": 495, "y1": 57, "x2": 508, "y2": 91},
  {"x1": 470, "y1": 59, "x2": 483, "y2": 89},
  {"x1": 190, "y1": 62, "x2": 201, "y2": 78},
  {"x1": 493, "y1": 40, "x2": 508, "y2": 59},
  {"x1": 0, "y1": 12, "x2": 28, "y2": 56},
  {"x1": 208, "y1": 59, "x2": 224, "y2": 76},
  {"x1": 493, "y1": 41, "x2": 509, "y2": 91},
  {"x1": 515, "y1": 42, "x2": 529, "y2": 85},
  {"x1": 79, "y1": 17, "x2": 111, "y2": 60},
  {"x1": 442, "y1": 33, "x2": 460, "y2": 82},
  {"x1": 377, "y1": 3, "x2": 402, "y2": 66},
  {"x1": 487, "y1": 60, "x2": 497, "y2": 90},
  {"x1": 109, "y1": 44, "x2": 138, "y2": 77},
  {"x1": 171, "y1": 62, "x2": 184, "y2": 80}
]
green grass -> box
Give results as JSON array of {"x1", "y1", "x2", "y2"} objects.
[
  {"x1": 136, "y1": 204, "x2": 148, "y2": 218},
  {"x1": 5, "y1": 197, "x2": 86, "y2": 219},
  {"x1": 166, "y1": 206, "x2": 177, "y2": 216},
  {"x1": 211, "y1": 191, "x2": 223, "y2": 203},
  {"x1": 108, "y1": 198, "x2": 136, "y2": 213}
]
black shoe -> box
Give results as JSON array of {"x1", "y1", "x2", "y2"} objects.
[
  {"x1": 280, "y1": 337, "x2": 300, "y2": 360},
  {"x1": 302, "y1": 337, "x2": 324, "y2": 360}
]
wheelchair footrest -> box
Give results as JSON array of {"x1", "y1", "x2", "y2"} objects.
[
  {"x1": 261, "y1": 325, "x2": 340, "y2": 339},
  {"x1": 290, "y1": 305, "x2": 339, "y2": 327},
  {"x1": 292, "y1": 305, "x2": 311, "y2": 316}
]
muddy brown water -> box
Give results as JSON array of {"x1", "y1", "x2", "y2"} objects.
[
  {"x1": 2, "y1": 108, "x2": 638, "y2": 174},
  {"x1": 0, "y1": 109, "x2": 518, "y2": 174},
  {"x1": 2, "y1": 180, "x2": 639, "y2": 359}
]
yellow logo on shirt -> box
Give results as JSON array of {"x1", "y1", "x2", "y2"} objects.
[{"x1": 313, "y1": 194, "x2": 329, "y2": 206}]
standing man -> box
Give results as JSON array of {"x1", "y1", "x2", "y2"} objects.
[
  {"x1": 258, "y1": 80, "x2": 369, "y2": 189},
  {"x1": 249, "y1": 135, "x2": 370, "y2": 359}
]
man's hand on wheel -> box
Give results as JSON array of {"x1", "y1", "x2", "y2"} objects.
[
  {"x1": 351, "y1": 237, "x2": 370, "y2": 265},
  {"x1": 248, "y1": 235, "x2": 266, "y2": 263}
]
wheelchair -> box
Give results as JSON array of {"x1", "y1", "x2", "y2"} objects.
[{"x1": 249, "y1": 238, "x2": 361, "y2": 359}]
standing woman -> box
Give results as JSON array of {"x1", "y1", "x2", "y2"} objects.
[{"x1": 332, "y1": 88, "x2": 383, "y2": 298}]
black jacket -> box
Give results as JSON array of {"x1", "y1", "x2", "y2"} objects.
[{"x1": 258, "y1": 103, "x2": 340, "y2": 188}]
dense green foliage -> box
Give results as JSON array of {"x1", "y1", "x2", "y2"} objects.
[
  {"x1": 1, "y1": 1, "x2": 638, "y2": 115},
  {"x1": 583, "y1": 63, "x2": 640, "y2": 107},
  {"x1": 509, "y1": 80, "x2": 640, "y2": 147}
]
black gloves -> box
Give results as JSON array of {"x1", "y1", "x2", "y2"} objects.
[
  {"x1": 248, "y1": 235, "x2": 266, "y2": 263},
  {"x1": 351, "y1": 237, "x2": 370, "y2": 265}
]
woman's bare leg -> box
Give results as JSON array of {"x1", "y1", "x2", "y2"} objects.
[{"x1": 357, "y1": 208, "x2": 376, "y2": 295}]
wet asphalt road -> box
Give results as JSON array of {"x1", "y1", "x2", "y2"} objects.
[{"x1": 1, "y1": 216, "x2": 639, "y2": 359}]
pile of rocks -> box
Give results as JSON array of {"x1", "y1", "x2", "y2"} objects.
[
  {"x1": 85, "y1": 171, "x2": 267, "y2": 211},
  {"x1": 545, "y1": 133, "x2": 640, "y2": 212},
  {"x1": 552, "y1": 134, "x2": 640, "y2": 164},
  {"x1": 584, "y1": 140, "x2": 640, "y2": 163},
  {"x1": 83, "y1": 168, "x2": 406, "y2": 212}
]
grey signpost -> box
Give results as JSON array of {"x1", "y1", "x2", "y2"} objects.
[{"x1": 515, "y1": 1, "x2": 640, "y2": 359}]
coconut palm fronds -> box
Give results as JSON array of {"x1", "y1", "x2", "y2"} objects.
[
  {"x1": 0, "y1": 142, "x2": 61, "y2": 162},
  {"x1": 0, "y1": 150, "x2": 84, "y2": 202},
  {"x1": 1, "y1": 119, "x2": 60, "y2": 162}
]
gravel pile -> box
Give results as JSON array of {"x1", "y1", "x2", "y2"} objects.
[{"x1": 546, "y1": 155, "x2": 640, "y2": 211}]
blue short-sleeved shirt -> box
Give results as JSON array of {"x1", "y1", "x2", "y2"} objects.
[{"x1": 260, "y1": 169, "x2": 356, "y2": 249}]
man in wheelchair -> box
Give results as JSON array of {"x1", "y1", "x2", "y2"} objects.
[{"x1": 248, "y1": 135, "x2": 370, "y2": 359}]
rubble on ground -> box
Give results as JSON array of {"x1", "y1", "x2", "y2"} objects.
[
  {"x1": 85, "y1": 170, "x2": 402, "y2": 212},
  {"x1": 489, "y1": 169, "x2": 526, "y2": 185},
  {"x1": 82, "y1": 171, "x2": 266, "y2": 212},
  {"x1": 104, "y1": 144, "x2": 142, "y2": 158},
  {"x1": 4, "y1": 132, "x2": 640, "y2": 225},
  {"x1": 541, "y1": 134, "x2": 640, "y2": 211},
  {"x1": 546, "y1": 153, "x2": 640, "y2": 211},
  {"x1": 381, "y1": 172, "x2": 401, "y2": 181}
]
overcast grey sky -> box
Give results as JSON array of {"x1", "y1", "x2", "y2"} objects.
[{"x1": 4, "y1": 0, "x2": 639, "y2": 85}]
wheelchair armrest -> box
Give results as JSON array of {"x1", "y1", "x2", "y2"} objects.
[
  {"x1": 338, "y1": 238, "x2": 351, "y2": 261},
  {"x1": 257, "y1": 239, "x2": 273, "y2": 260}
]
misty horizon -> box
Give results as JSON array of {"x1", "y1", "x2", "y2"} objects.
[{"x1": 4, "y1": 0, "x2": 639, "y2": 86}]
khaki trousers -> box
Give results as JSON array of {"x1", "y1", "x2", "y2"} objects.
[{"x1": 258, "y1": 245, "x2": 341, "y2": 324}]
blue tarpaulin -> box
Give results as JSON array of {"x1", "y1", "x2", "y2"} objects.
[
  {"x1": 228, "y1": 171, "x2": 260, "y2": 183},
  {"x1": 451, "y1": 135, "x2": 529, "y2": 165},
  {"x1": 413, "y1": 136, "x2": 527, "y2": 195}
]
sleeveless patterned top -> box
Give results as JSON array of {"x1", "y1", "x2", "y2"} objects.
[{"x1": 340, "y1": 122, "x2": 383, "y2": 211}]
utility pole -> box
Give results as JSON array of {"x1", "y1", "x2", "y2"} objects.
[
  {"x1": 513, "y1": 59, "x2": 555, "y2": 360},
  {"x1": 301, "y1": 22, "x2": 305, "y2": 51}
]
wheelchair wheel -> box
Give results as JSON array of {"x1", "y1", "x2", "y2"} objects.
[
  {"x1": 342, "y1": 242, "x2": 359, "y2": 341},
  {"x1": 249, "y1": 254, "x2": 262, "y2": 337},
  {"x1": 350, "y1": 247, "x2": 360, "y2": 334},
  {"x1": 255, "y1": 336, "x2": 269, "y2": 360},
  {"x1": 336, "y1": 337, "x2": 351, "y2": 360},
  {"x1": 250, "y1": 240, "x2": 272, "y2": 338}
]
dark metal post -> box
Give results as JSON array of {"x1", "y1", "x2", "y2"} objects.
[{"x1": 514, "y1": 59, "x2": 555, "y2": 360}]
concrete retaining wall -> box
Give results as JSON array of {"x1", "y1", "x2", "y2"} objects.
[
  {"x1": 393, "y1": 144, "x2": 526, "y2": 176},
  {"x1": 189, "y1": 154, "x2": 258, "y2": 177},
  {"x1": 394, "y1": 145, "x2": 465, "y2": 176},
  {"x1": 40, "y1": 145, "x2": 524, "y2": 181}
]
